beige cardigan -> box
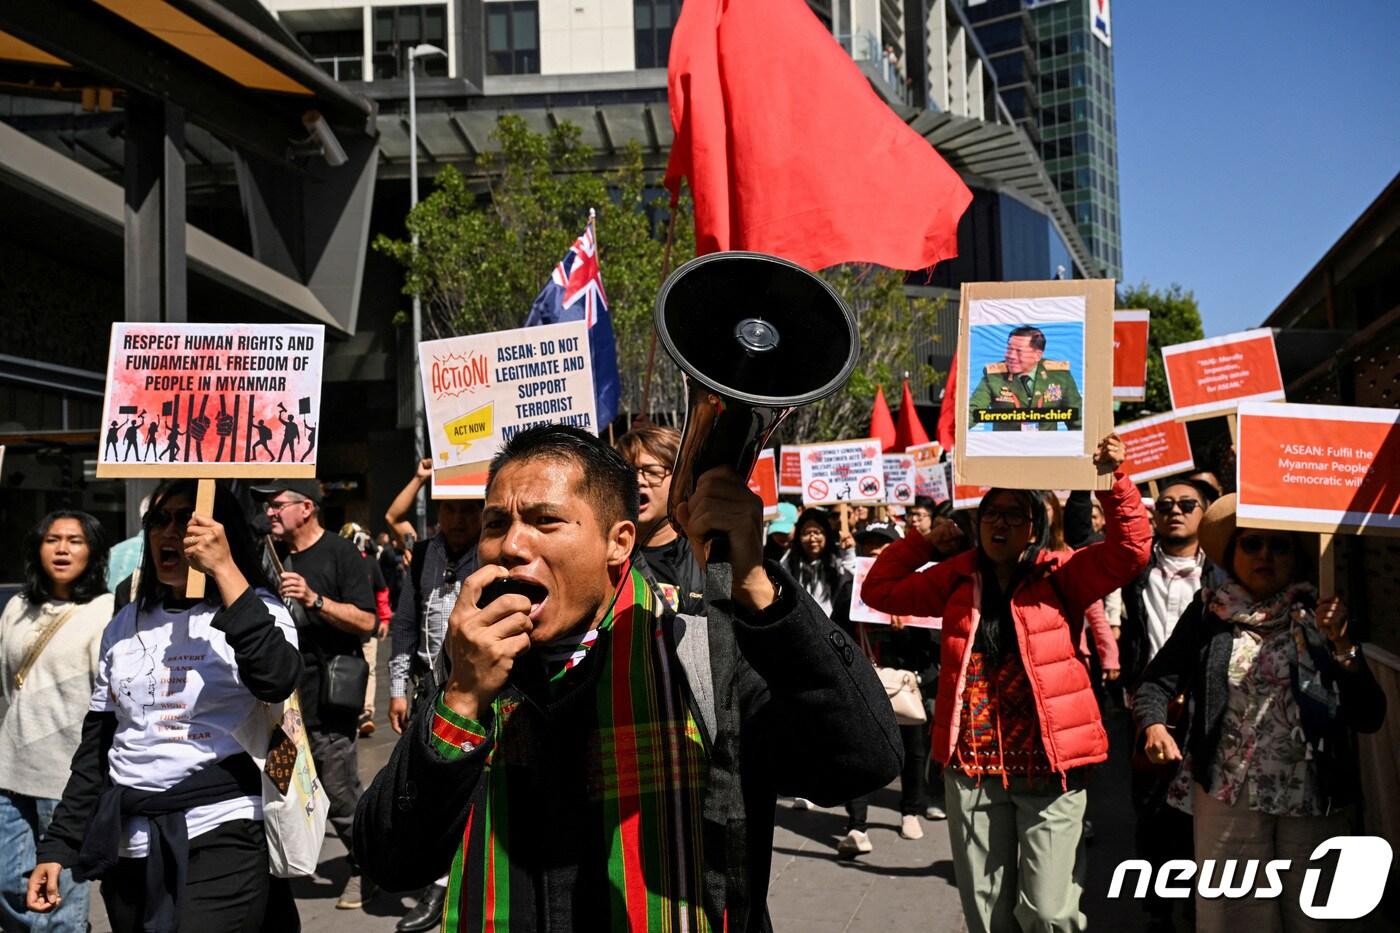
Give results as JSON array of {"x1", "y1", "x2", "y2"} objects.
[{"x1": 0, "y1": 592, "x2": 113, "y2": 799}]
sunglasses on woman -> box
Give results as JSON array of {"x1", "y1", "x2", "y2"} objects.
[
  {"x1": 143, "y1": 507, "x2": 195, "y2": 530},
  {"x1": 1236, "y1": 534, "x2": 1294, "y2": 556}
]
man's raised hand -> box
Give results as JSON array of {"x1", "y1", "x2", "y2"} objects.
[{"x1": 441, "y1": 565, "x2": 535, "y2": 722}]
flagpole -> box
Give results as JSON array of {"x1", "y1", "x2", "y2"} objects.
[{"x1": 640, "y1": 209, "x2": 677, "y2": 421}]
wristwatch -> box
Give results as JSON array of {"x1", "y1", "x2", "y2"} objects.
[
  {"x1": 313, "y1": 593, "x2": 324, "y2": 611},
  {"x1": 1333, "y1": 644, "x2": 1359, "y2": 665}
]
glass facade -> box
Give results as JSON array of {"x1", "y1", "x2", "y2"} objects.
[
  {"x1": 485, "y1": 1, "x2": 540, "y2": 75},
  {"x1": 634, "y1": 0, "x2": 682, "y2": 69},
  {"x1": 1029, "y1": 0, "x2": 1121, "y2": 278},
  {"x1": 372, "y1": 4, "x2": 449, "y2": 79}
]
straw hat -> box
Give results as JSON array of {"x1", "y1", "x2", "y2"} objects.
[{"x1": 1198, "y1": 493, "x2": 1237, "y2": 568}]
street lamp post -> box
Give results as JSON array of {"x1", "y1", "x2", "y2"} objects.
[{"x1": 408, "y1": 43, "x2": 445, "y2": 542}]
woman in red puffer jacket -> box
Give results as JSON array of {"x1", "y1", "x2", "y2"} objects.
[{"x1": 864, "y1": 434, "x2": 1150, "y2": 933}]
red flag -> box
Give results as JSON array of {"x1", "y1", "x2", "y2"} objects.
[
  {"x1": 936, "y1": 353, "x2": 958, "y2": 452},
  {"x1": 894, "y1": 379, "x2": 931, "y2": 451},
  {"x1": 870, "y1": 385, "x2": 897, "y2": 452},
  {"x1": 665, "y1": 0, "x2": 971, "y2": 272}
]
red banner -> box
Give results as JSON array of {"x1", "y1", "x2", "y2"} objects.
[
  {"x1": 748, "y1": 448, "x2": 780, "y2": 519},
  {"x1": 1113, "y1": 310, "x2": 1150, "y2": 401},
  {"x1": 1161, "y1": 328, "x2": 1284, "y2": 419},
  {"x1": 1117, "y1": 412, "x2": 1195, "y2": 483},
  {"x1": 779, "y1": 446, "x2": 805, "y2": 494},
  {"x1": 1236, "y1": 402, "x2": 1400, "y2": 535}
]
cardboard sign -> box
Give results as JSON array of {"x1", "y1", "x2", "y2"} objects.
[
  {"x1": 882, "y1": 453, "x2": 917, "y2": 505},
  {"x1": 748, "y1": 448, "x2": 780, "y2": 520},
  {"x1": 956, "y1": 279, "x2": 1115, "y2": 491},
  {"x1": 432, "y1": 469, "x2": 488, "y2": 500},
  {"x1": 778, "y1": 446, "x2": 805, "y2": 495},
  {"x1": 1161, "y1": 328, "x2": 1284, "y2": 420},
  {"x1": 849, "y1": 556, "x2": 940, "y2": 628},
  {"x1": 97, "y1": 323, "x2": 325, "y2": 478},
  {"x1": 1236, "y1": 401, "x2": 1400, "y2": 536},
  {"x1": 798, "y1": 439, "x2": 885, "y2": 506},
  {"x1": 1112, "y1": 310, "x2": 1150, "y2": 401},
  {"x1": 421, "y1": 321, "x2": 596, "y2": 481},
  {"x1": 908, "y1": 442, "x2": 949, "y2": 503},
  {"x1": 1116, "y1": 412, "x2": 1195, "y2": 484}
]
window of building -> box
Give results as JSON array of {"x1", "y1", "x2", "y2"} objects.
[
  {"x1": 372, "y1": 4, "x2": 448, "y2": 80},
  {"x1": 635, "y1": 0, "x2": 681, "y2": 69},
  {"x1": 486, "y1": 1, "x2": 540, "y2": 75}
]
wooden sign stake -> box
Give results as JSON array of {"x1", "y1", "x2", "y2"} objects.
[
  {"x1": 185, "y1": 478, "x2": 216, "y2": 599},
  {"x1": 837, "y1": 503, "x2": 851, "y2": 539},
  {"x1": 1148, "y1": 480, "x2": 1160, "y2": 500},
  {"x1": 1225, "y1": 413, "x2": 1238, "y2": 445},
  {"x1": 1318, "y1": 533, "x2": 1336, "y2": 600}
]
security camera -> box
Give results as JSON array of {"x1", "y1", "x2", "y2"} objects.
[{"x1": 293, "y1": 110, "x2": 348, "y2": 167}]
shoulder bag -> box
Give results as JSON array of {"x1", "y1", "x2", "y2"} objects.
[{"x1": 234, "y1": 690, "x2": 330, "y2": 877}]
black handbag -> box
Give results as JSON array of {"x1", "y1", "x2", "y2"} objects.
[{"x1": 318, "y1": 651, "x2": 371, "y2": 714}]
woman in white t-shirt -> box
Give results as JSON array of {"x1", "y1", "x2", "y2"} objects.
[
  {"x1": 0, "y1": 510, "x2": 112, "y2": 933},
  {"x1": 28, "y1": 480, "x2": 302, "y2": 933}
]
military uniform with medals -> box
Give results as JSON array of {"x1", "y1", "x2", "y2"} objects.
[{"x1": 968, "y1": 359, "x2": 1082, "y2": 431}]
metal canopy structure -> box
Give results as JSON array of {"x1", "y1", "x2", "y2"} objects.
[
  {"x1": 0, "y1": 0, "x2": 380, "y2": 333},
  {"x1": 0, "y1": 0, "x2": 374, "y2": 163}
]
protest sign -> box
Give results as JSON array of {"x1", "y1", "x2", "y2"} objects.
[
  {"x1": 1113, "y1": 310, "x2": 1150, "y2": 401},
  {"x1": 956, "y1": 279, "x2": 1115, "y2": 490},
  {"x1": 1235, "y1": 401, "x2": 1399, "y2": 536},
  {"x1": 97, "y1": 323, "x2": 325, "y2": 479},
  {"x1": 1161, "y1": 328, "x2": 1284, "y2": 420},
  {"x1": 798, "y1": 439, "x2": 885, "y2": 506},
  {"x1": 849, "y1": 557, "x2": 940, "y2": 628},
  {"x1": 883, "y1": 453, "x2": 917, "y2": 505},
  {"x1": 778, "y1": 446, "x2": 805, "y2": 495},
  {"x1": 420, "y1": 321, "x2": 596, "y2": 483},
  {"x1": 1116, "y1": 412, "x2": 1195, "y2": 484},
  {"x1": 433, "y1": 468, "x2": 488, "y2": 500},
  {"x1": 953, "y1": 481, "x2": 991, "y2": 511},
  {"x1": 748, "y1": 448, "x2": 780, "y2": 519},
  {"x1": 908, "y1": 442, "x2": 949, "y2": 504}
]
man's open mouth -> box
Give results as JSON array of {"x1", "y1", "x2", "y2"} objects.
[{"x1": 493, "y1": 578, "x2": 549, "y2": 619}]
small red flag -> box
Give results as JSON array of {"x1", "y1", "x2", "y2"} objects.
[
  {"x1": 894, "y1": 379, "x2": 931, "y2": 451},
  {"x1": 870, "y1": 385, "x2": 897, "y2": 452},
  {"x1": 937, "y1": 353, "x2": 958, "y2": 452},
  {"x1": 664, "y1": 0, "x2": 972, "y2": 271}
]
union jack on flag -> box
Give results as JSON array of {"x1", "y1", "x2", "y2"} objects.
[{"x1": 524, "y1": 213, "x2": 621, "y2": 430}]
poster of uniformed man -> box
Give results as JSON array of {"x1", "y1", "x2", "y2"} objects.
[{"x1": 964, "y1": 296, "x2": 1086, "y2": 457}]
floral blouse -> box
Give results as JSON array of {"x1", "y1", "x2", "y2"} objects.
[{"x1": 1168, "y1": 625, "x2": 1323, "y2": 817}]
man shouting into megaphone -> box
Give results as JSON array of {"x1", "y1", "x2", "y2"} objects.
[{"x1": 356, "y1": 424, "x2": 899, "y2": 932}]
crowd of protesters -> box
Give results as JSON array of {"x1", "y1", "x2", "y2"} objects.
[{"x1": 0, "y1": 420, "x2": 1387, "y2": 933}]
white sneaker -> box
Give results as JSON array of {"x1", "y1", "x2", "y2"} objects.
[
  {"x1": 900, "y1": 814, "x2": 924, "y2": 839},
  {"x1": 791, "y1": 797, "x2": 815, "y2": 810},
  {"x1": 836, "y1": 829, "x2": 873, "y2": 858},
  {"x1": 924, "y1": 804, "x2": 947, "y2": 821}
]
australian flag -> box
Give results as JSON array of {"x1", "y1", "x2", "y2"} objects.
[{"x1": 524, "y1": 214, "x2": 620, "y2": 431}]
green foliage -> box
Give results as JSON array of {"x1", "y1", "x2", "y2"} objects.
[
  {"x1": 1116, "y1": 280, "x2": 1205, "y2": 418},
  {"x1": 779, "y1": 266, "x2": 945, "y2": 444},
  {"x1": 377, "y1": 114, "x2": 940, "y2": 438}
]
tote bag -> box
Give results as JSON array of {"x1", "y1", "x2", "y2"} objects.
[{"x1": 235, "y1": 690, "x2": 330, "y2": 877}]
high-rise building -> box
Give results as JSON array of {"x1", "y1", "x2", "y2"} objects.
[{"x1": 965, "y1": 0, "x2": 1121, "y2": 279}]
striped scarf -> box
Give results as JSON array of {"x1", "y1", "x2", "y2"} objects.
[{"x1": 440, "y1": 565, "x2": 713, "y2": 932}]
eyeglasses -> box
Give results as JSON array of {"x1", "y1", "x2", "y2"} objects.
[
  {"x1": 1154, "y1": 497, "x2": 1201, "y2": 516},
  {"x1": 979, "y1": 509, "x2": 1030, "y2": 528},
  {"x1": 144, "y1": 507, "x2": 194, "y2": 530},
  {"x1": 635, "y1": 464, "x2": 671, "y2": 486},
  {"x1": 265, "y1": 498, "x2": 306, "y2": 515},
  {"x1": 1237, "y1": 534, "x2": 1294, "y2": 557}
]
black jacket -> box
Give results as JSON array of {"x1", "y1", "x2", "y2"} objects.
[
  {"x1": 353, "y1": 562, "x2": 902, "y2": 931},
  {"x1": 1133, "y1": 594, "x2": 1385, "y2": 812}
]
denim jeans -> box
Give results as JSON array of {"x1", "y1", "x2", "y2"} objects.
[{"x1": 0, "y1": 790, "x2": 90, "y2": 933}]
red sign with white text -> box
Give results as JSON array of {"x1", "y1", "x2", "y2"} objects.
[
  {"x1": 1236, "y1": 402, "x2": 1400, "y2": 535},
  {"x1": 779, "y1": 447, "x2": 804, "y2": 494},
  {"x1": 953, "y1": 482, "x2": 991, "y2": 510},
  {"x1": 1113, "y1": 310, "x2": 1150, "y2": 401},
  {"x1": 1116, "y1": 412, "x2": 1195, "y2": 483},
  {"x1": 1161, "y1": 328, "x2": 1284, "y2": 419},
  {"x1": 748, "y1": 449, "x2": 780, "y2": 519}
]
